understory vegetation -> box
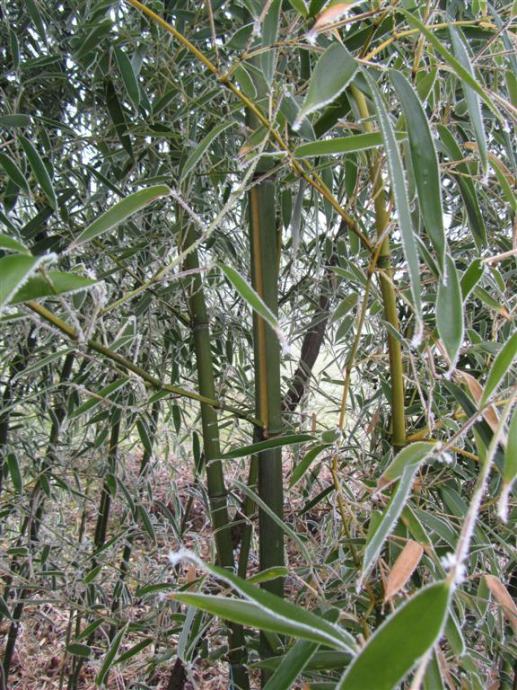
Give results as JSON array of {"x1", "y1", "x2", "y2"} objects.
[{"x1": 0, "y1": 1, "x2": 516, "y2": 689}]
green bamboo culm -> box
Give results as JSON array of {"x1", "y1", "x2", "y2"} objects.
[
  {"x1": 351, "y1": 85, "x2": 406, "y2": 448},
  {"x1": 180, "y1": 220, "x2": 249, "y2": 690},
  {"x1": 248, "y1": 180, "x2": 285, "y2": 592}
]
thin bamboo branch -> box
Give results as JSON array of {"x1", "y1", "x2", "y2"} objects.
[{"x1": 25, "y1": 301, "x2": 261, "y2": 427}]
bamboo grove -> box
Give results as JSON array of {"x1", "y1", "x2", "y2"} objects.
[{"x1": 0, "y1": 1, "x2": 516, "y2": 689}]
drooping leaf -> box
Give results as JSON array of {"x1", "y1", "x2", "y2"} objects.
[
  {"x1": 290, "y1": 443, "x2": 330, "y2": 487},
  {"x1": 436, "y1": 255, "x2": 464, "y2": 369},
  {"x1": 18, "y1": 136, "x2": 57, "y2": 210},
  {"x1": 437, "y1": 125, "x2": 487, "y2": 249},
  {"x1": 72, "y1": 185, "x2": 170, "y2": 247},
  {"x1": 222, "y1": 434, "x2": 314, "y2": 459},
  {"x1": 0, "y1": 234, "x2": 30, "y2": 255},
  {"x1": 114, "y1": 46, "x2": 141, "y2": 107},
  {"x1": 461, "y1": 259, "x2": 485, "y2": 299},
  {"x1": 70, "y1": 378, "x2": 129, "y2": 419},
  {"x1": 261, "y1": 0, "x2": 282, "y2": 85},
  {"x1": 449, "y1": 27, "x2": 488, "y2": 172},
  {"x1": 0, "y1": 253, "x2": 47, "y2": 312},
  {"x1": 379, "y1": 442, "x2": 434, "y2": 487},
  {"x1": 480, "y1": 332, "x2": 517, "y2": 406},
  {"x1": 202, "y1": 561, "x2": 355, "y2": 652},
  {"x1": 390, "y1": 70, "x2": 445, "y2": 272},
  {"x1": 220, "y1": 264, "x2": 282, "y2": 339},
  {"x1": 95, "y1": 624, "x2": 128, "y2": 686},
  {"x1": 499, "y1": 406, "x2": 517, "y2": 518},
  {"x1": 181, "y1": 120, "x2": 235, "y2": 181},
  {"x1": 295, "y1": 131, "x2": 405, "y2": 158},
  {"x1": 339, "y1": 582, "x2": 451, "y2": 690},
  {"x1": 10, "y1": 271, "x2": 97, "y2": 305},
  {"x1": 294, "y1": 43, "x2": 358, "y2": 129},
  {"x1": 0, "y1": 152, "x2": 30, "y2": 193},
  {"x1": 364, "y1": 72, "x2": 423, "y2": 343},
  {"x1": 360, "y1": 463, "x2": 424, "y2": 587}
]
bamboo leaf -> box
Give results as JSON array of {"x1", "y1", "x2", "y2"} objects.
[
  {"x1": 294, "y1": 43, "x2": 358, "y2": 130},
  {"x1": 498, "y1": 406, "x2": 517, "y2": 522},
  {"x1": 114, "y1": 638, "x2": 153, "y2": 665},
  {"x1": 338, "y1": 582, "x2": 451, "y2": 690},
  {"x1": 181, "y1": 120, "x2": 235, "y2": 181},
  {"x1": 449, "y1": 27, "x2": 488, "y2": 172},
  {"x1": 220, "y1": 264, "x2": 282, "y2": 339},
  {"x1": 295, "y1": 131, "x2": 406, "y2": 158},
  {"x1": 261, "y1": 0, "x2": 282, "y2": 85},
  {"x1": 66, "y1": 643, "x2": 92, "y2": 658},
  {"x1": 72, "y1": 185, "x2": 170, "y2": 246},
  {"x1": 438, "y1": 125, "x2": 487, "y2": 249},
  {"x1": 0, "y1": 152, "x2": 30, "y2": 193},
  {"x1": 461, "y1": 259, "x2": 485, "y2": 299},
  {"x1": 360, "y1": 463, "x2": 425, "y2": 587},
  {"x1": 379, "y1": 442, "x2": 434, "y2": 487},
  {"x1": 436, "y1": 255, "x2": 464, "y2": 369},
  {"x1": 484, "y1": 575, "x2": 517, "y2": 633},
  {"x1": 173, "y1": 593, "x2": 350, "y2": 650},
  {"x1": 70, "y1": 378, "x2": 128, "y2": 419},
  {"x1": 401, "y1": 10, "x2": 501, "y2": 122},
  {"x1": 18, "y1": 136, "x2": 57, "y2": 210},
  {"x1": 287, "y1": 0, "x2": 308, "y2": 16},
  {"x1": 114, "y1": 46, "x2": 141, "y2": 107},
  {"x1": 0, "y1": 254, "x2": 47, "y2": 312},
  {"x1": 0, "y1": 114, "x2": 32, "y2": 128},
  {"x1": 205, "y1": 562, "x2": 356, "y2": 652},
  {"x1": 10, "y1": 271, "x2": 98, "y2": 305},
  {"x1": 384, "y1": 540, "x2": 424, "y2": 602},
  {"x1": 390, "y1": 70, "x2": 445, "y2": 272},
  {"x1": 290, "y1": 443, "x2": 330, "y2": 487},
  {"x1": 95, "y1": 624, "x2": 128, "y2": 686},
  {"x1": 7, "y1": 453, "x2": 22, "y2": 493},
  {"x1": 332, "y1": 293, "x2": 358, "y2": 322},
  {"x1": 480, "y1": 332, "x2": 517, "y2": 406},
  {"x1": 0, "y1": 234, "x2": 30, "y2": 255},
  {"x1": 263, "y1": 609, "x2": 341, "y2": 690},
  {"x1": 105, "y1": 78, "x2": 133, "y2": 159},
  {"x1": 222, "y1": 433, "x2": 314, "y2": 459},
  {"x1": 364, "y1": 72, "x2": 423, "y2": 343}
]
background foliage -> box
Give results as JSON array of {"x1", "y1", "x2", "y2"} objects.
[{"x1": 0, "y1": 0, "x2": 516, "y2": 689}]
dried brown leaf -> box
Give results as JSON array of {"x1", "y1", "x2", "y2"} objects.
[
  {"x1": 455, "y1": 370, "x2": 500, "y2": 432},
  {"x1": 313, "y1": 2, "x2": 362, "y2": 31},
  {"x1": 485, "y1": 574, "x2": 517, "y2": 633},
  {"x1": 384, "y1": 540, "x2": 424, "y2": 602}
]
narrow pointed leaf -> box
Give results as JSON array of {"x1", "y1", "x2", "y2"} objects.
[
  {"x1": 438, "y1": 125, "x2": 487, "y2": 250},
  {"x1": 0, "y1": 254, "x2": 47, "y2": 312},
  {"x1": 390, "y1": 70, "x2": 445, "y2": 272},
  {"x1": 290, "y1": 443, "x2": 330, "y2": 487},
  {"x1": 95, "y1": 624, "x2": 128, "y2": 686},
  {"x1": 295, "y1": 131, "x2": 406, "y2": 158},
  {"x1": 10, "y1": 271, "x2": 97, "y2": 304},
  {"x1": 480, "y1": 332, "x2": 517, "y2": 405},
  {"x1": 361, "y1": 464, "x2": 422, "y2": 587},
  {"x1": 73, "y1": 185, "x2": 169, "y2": 246},
  {"x1": 172, "y1": 593, "x2": 351, "y2": 651},
  {"x1": 384, "y1": 540, "x2": 424, "y2": 602},
  {"x1": 221, "y1": 264, "x2": 280, "y2": 336},
  {"x1": 338, "y1": 582, "x2": 451, "y2": 690},
  {"x1": 222, "y1": 433, "x2": 314, "y2": 459},
  {"x1": 18, "y1": 136, "x2": 57, "y2": 210},
  {"x1": 449, "y1": 27, "x2": 488, "y2": 172},
  {"x1": 365, "y1": 72, "x2": 422, "y2": 340},
  {"x1": 436, "y1": 255, "x2": 464, "y2": 369},
  {"x1": 70, "y1": 378, "x2": 129, "y2": 419},
  {"x1": 0, "y1": 234, "x2": 30, "y2": 254},
  {"x1": 379, "y1": 442, "x2": 434, "y2": 487},
  {"x1": 114, "y1": 47, "x2": 141, "y2": 106},
  {"x1": 181, "y1": 120, "x2": 235, "y2": 181},
  {"x1": 294, "y1": 43, "x2": 358, "y2": 128},
  {"x1": 261, "y1": 0, "x2": 282, "y2": 85},
  {"x1": 461, "y1": 259, "x2": 484, "y2": 299},
  {"x1": 206, "y1": 562, "x2": 357, "y2": 652},
  {"x1": 0, "y1": 152, "x2": 30, "y2": 192},
  {"x1": 401, "y1": 10, "x2": 502, "y2": 122}
]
